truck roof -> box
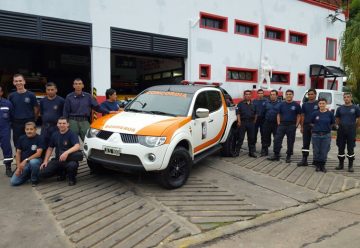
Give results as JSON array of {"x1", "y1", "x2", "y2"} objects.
[{"x1": 147, "y1": 85, "x2": 217, "y2": 94}]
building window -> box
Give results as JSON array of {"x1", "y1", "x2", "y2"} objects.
[
  {"x1": 297, "y1": 73, "x2": 306, "y2": 86},
  {"x1": 265, "y1": 26, "x2": 286, "y2": 42},
  {"x1": 271, "y1": 71, "x2": 290, "y2": 84},
  {"x1": 234, "y1": 20, "x2": 259, "y2": 37},
  {"x1": 289, "y1": 31, "x2": 308, "y2": 45},
  {"x1": 326, "y1": 38, "x2": 337, "y2": 61},
  {"x1": 200, "y1": 12, "x2": 228, "y2": 32},
  {"x1": 327, "y1": 79, "x2": 338, "y2": 90},
  {"x1": 199, "y1": 64, "x2": 211, "y2": 80},
  {"x1": 226, "y1": 67, "x2": 258, "y2": 82}
]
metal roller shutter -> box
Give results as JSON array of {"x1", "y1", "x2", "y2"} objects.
[
  {"x1": 111, "y1": 27, "x2": 188, "y2": 57},
  {"x1": 0, "y1": 11, "x2": 38, "y2": 39}
]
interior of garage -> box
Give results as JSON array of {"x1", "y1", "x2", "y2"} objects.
[
  {"x1": 110, "y1": 52, "x2": 184, "y2": 99},
  {"x1": 0, "y1": 38, "x2": 91, "y2": 98}
]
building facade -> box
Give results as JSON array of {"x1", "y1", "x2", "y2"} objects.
[{"x1": 0, "y1": 0, "x2": 346, "y2": 101}]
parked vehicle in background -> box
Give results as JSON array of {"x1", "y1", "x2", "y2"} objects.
[{"x1": 301, "y1": 89, "x2": 344, "y2": 112}]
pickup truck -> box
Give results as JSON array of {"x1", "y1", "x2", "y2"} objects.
[{"x1": 83, "y1": 84, "x2": 239, "y2": 188}]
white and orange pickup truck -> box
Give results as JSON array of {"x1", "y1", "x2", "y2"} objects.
[{"x1": 84, "y1": 84, "x2": 238, "y2": 188}]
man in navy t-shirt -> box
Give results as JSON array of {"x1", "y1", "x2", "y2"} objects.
[
  {"x1": 335, "y1": 92, "x2": 360, "y2": 172},
  {"x1": 298, "y1": 89, "x2": 318, "y2": 166},
  {"x1": 10, "y1": 122, "x2": 44, "y2": 186},
  {"x1": 253, "y1": 89, "x2": 267, "y2": 154},
  {"x1": 268, "y1": 89, "x2": 301, "y2": 163},
  {"x1": 100, "y1": 88, "x2": 121, "y2": 113},
  {"x1": 40, "y1": 82, "x2": 65, "y2": 148},
  {"x1": 8, "y1": 74, "x2": 39, "y2": 147},
  {"x1": 40, "y1": 117, "x2": 81, "y2": 186}
]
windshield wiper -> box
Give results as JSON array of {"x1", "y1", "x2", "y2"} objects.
[
  {"x1": 125, "y1": 108, "x2": 145, "y2": 113},
  {"x1": 147, "y1": 110, "x2": 177, "y2": 116}
]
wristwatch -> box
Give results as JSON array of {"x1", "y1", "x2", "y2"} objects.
[{"x1": 25, "y1": 158, "x2": 29, "y2": 162}]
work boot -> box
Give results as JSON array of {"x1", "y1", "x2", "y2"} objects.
[
  {"x1": 348, "y1": 157, "x2": 354, "y2": 173},
  {"x1": 297, "y1": 155, "x2": 308, "y2": 167},
  {"x1": 260, "y1": 147, "x2": 268, "y2": 157},
  {"x1": 268, "y1": 153, "x2": 280, "y2": 161},
  {"x1": 285, "y1": 155, "x2": 291, "y2": 163},
  {"x1": 319, "y1": 162, "x2": 327, "y2": 173},
  {"x1": 5, "y1": 163, "x2": 12, "y2": 177},
  {"x1": 314, "y1": 161, "x2": 320, "y2": 172},
  {"x1": 335, "y1": 156, "x2": 345, "y2": 170},
  {"x1": 249, "y1": 153, "x2": 257, "y2": 158}
]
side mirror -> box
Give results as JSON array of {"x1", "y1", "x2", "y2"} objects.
[{"x1": 196, "y1": 108, "x2": 209, "y2": 118}]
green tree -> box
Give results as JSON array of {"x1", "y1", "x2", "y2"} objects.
[{"x1": 340, "y1": 0, "x2": 360, "y2": 102}]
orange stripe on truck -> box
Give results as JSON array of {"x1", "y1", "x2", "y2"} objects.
[
  {"x1": 136, "y1": 117, "x2": 191, "y2": 144},
  {"x1": 194, "y1": 93, "x2": 228, "y2": 153},
  {"x1": 90, "y1": 113, "x2": 118, "y2": 129}
]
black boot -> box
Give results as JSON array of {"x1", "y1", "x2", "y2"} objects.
[
  {"x1": 285, "y1": 154, "x2": 291, "y2": 163},
  {"x1": 335, "y1": 156, "x2": 345, "y2": 170},
  {"x1": 348, "y1": 157, "x2": 354, "y2": 173},
  {"x1": 268, "y1": 153, "x2": 280, "y2": 161},
  {"x1": 314, "y1": 161, "x2": 320, "y2": 172},
  {"x1": 260, "y1": 147, "x2": 268, "y2": 157},
  {"x1": 297, "y1": 155, "x2": 308, "y2": 167},
  {"x1": 319, "y1": 162, "x2": 327, "y2": 173},
  {"x1": 249, "y1": 153, "x2": 257, "y2": 158},
  {"x1": 5, "y1": 163, "x2": 12, "y2": 177}
]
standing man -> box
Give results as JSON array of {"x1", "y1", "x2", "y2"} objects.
[
  {"x1": 253, "y1": 89, "x2": 267, "y2": 154},
  {"x1": 63, "y1": 78, "x2": 112, "y2": 141},
  {"x1": 261, "y1": 90, "x2": 280, "y2": 156},
  {"x1": 298, "y1": 89, "x2": 318, "y2": 167},
  {"x1": 0, "y1": 86, "x2": 14, "y2": 176},
  {"x1": 236, "y1": 90, "x2": 257, "y2": 158},
  {"x1": 40, "y1": 82, "x2": 65, "y2": 148},
  {"x1": 100, "y1": 88, "x2": 121, "y2": 112},
  {"x1": 9, "y1": 74, "x2": 39, "y2": 147},
  {"x1": 40, "y1": 117, "x2": 81, "y2": 186},
  {"x1": 335, "y1": 93, "x2": 360, "y2": 172},
  {"x1": 268, "y1": 89, "x2": 301, "y2": 163}
]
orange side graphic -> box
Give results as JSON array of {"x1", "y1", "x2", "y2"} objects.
[{"x1": 90, "y1": 113, "x2": 117, "y2": 129}]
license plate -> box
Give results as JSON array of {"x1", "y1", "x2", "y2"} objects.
[{"x1": 104, "y1": 146, "x2": 121, "y2": 156}]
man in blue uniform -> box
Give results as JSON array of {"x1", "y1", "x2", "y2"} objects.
[
  {"x1": 236, "y1": 90, "x2": 257, "y2": 158},
  {"x1": 253, "y1": 89, "x2": 267, "y2": 154},
  {"x1": 268, "y1": 89, "x2": 301, "y2": 163},
  {"x1": 9, "y1": 74, "x2": 39, "y2": 147},
  {"x1": 40, "y1": 82, "x2": 65, "y2": 149},
  {"x1": 0, "y1": 86, "x2": 14, "y2": 177},
  {"x1": 335, "y1": 93, "x2": 360, "y2": 172},
  {"x1": 10, "y1": 122, "x2": 44, "y2": 186},
  {"x1": 298, "y1": 89, "x2": 318, "y2": 166},
  {"x1": 40, "y1": 117, "x2": 81, "y2": 186},
  {"x1": 261, "y1": 90, "x2": 280, "y2": 156},
  {"x1": 100, "y1": 88, "x2": 121, "y2": 112},
  {"x1": 63, "y1": 78, "x2": 113, "y2": 141}
]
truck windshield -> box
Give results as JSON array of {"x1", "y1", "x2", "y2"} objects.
[
  {"x1": 125, "y1": 90, "x2": 193, "y2": 116},
  {"x1": 318, "y1": 92, "x2": 332, "y2": 104}
]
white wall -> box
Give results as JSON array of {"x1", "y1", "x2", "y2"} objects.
[{"x1": 0, "y1": 0, "x2": 345, "y2": 100}]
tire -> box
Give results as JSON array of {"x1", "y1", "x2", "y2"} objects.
[
  {"x1": 159, "y1": 147, "x2": 192, "y2": 189},
  {"x1": 221, "y1": 127, "x2": 239, "y2": 157},
  {"x1": 87, "y1": 159, "x2": 105, "y2": 174}
]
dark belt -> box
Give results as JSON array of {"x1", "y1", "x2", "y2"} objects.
[
  {"x1": 312, "y1": 131, "x2": 330, "y2": 136},
  {"x1": 69, "y1": 116, "x2": 88, "y2": 121},
  {"x1": 280, "y1": 121, "x2": 296, "y2": 125}
]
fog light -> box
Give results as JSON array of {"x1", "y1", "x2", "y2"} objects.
[
  {"x1": 148, "y1": 153, "x2": 156, "y2": 162},
  {"x1": 84, "y1": 144, "x2": 88, "y2": 151}
]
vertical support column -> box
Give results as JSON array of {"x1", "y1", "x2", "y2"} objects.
[{"x1": 91, "y1": 46, "x2": 111, "y2": 104}]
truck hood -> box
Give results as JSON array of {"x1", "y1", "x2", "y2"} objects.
[{"x1": 91, "y1": 111, "x2": 191, "y2": 136}]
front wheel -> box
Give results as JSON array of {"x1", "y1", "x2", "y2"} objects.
[
  {"x1": 221, "y1": 127, "x2": 239, "y2": 157},
  {"x1": 159, "y1": 147, "x2": 192, "y2": 189}
]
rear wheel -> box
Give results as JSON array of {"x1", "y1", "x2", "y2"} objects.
[
  {"x1": 159, "y1": 147, "x2": 191, "y2": 189},
  {"x1": 87, "y1": 160, "x2": 105, "y2": 174},
  {"x1": 221, "y1": 127, "x2": 239, "y2": 157}
]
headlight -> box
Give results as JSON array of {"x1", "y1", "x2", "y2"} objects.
[
  {"x1": 86, "y1": 128, "x2": 100, "y2": 138},
  {"x1": 138, "y1": 136, "x2": 166, "y2": 147}
]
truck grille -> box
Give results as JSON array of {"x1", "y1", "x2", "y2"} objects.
[
  {"x1": 120, "y1": 133, "x2": 139, "y2": 143},
  {"x1": 90, "y1": 149, "x2": 142, "y2": 167},
  {"x1": 96, "y1": 130, "x2": 113, "y2": 140}
]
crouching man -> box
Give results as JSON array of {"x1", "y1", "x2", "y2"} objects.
[
  {"x1": 40, "y1": 117, "x2": 80, "y2": 186},
  {"x1": 11, "y1": 122, "x2": 44, "y2": 186}
]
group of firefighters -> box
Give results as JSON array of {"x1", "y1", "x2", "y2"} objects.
[{"x1": 235, "y1": 88, "x2": 360, "y2": 173}]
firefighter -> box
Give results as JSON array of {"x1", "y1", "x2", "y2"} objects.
[
  {"x1": 0, "y1": 86, "x2": 14, "y2": 177},
  {"x1": 335, "y1": 92, "x2": 360, "y2": 172},
  {"x1": 253, "y1": 89, "x2": 267, "y2": 153},
  {"x1": 236, "y1": 90, "x2": 257, "y2": 158},
  {"x1": 268, "y1": 89, "x2": 301, "y2": 163},
  {"x1": 298, "y1": 89, "x2": 318, "y2": 166}
]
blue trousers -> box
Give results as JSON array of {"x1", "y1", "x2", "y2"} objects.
[
  {"x1": 273, "y1": 124, "x2": 296, "y2": 155},
  {"x1": 0, "y1": 126, "x2": 12, "y2": 164},
  {"x1": 312, "y1": 133, "x2": 331, "y2": 163},
  {"x1": 10, "y1": 158, "x2": 42, "y2": 186}
]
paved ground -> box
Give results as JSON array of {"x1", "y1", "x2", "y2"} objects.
[{"x1": 0, "y1": 135, "x2": 359, "y2": 248}]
